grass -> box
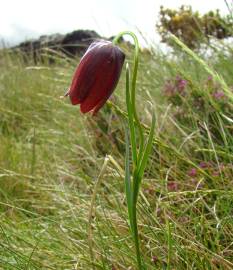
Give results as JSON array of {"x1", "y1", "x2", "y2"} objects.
[{"x1": 0, "y1": 39, "x2": 232, "y2": 269}]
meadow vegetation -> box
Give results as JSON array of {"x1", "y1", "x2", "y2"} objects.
[{"x1": 0, "y1": 38, "x2": 232, "y2": 269}]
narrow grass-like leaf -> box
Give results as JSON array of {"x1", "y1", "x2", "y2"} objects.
[
  {"x1": 221, "y1": 113, "x2": 233, "y2": 123},
  {"x1": 125, "y1": 63, "x2": 138, "y2": 166},
  {"x1": 134, "y1": 110, "x2": 155, "y2": 202},
  {"x1": 124, "y1": 126, "x2": 133, "y2": 228}
]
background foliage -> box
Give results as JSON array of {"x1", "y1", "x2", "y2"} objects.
[{"x1": 156, "y1": 5, "x2": 233, "y2": 50}]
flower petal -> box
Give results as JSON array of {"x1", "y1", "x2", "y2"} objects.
[
  {"x1": 68, "y1": 42, "x2": 114, "y2": 105},
  {"x1": 66, "y1": 40, "x2": 125, "y2": 113},
  {"x1": 80, "y1": 49, "x2": 124, "y2": 113}
]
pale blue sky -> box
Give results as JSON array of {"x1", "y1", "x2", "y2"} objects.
[{"x1": 0, "y1": 0, "x2": 230, "y2": 46}]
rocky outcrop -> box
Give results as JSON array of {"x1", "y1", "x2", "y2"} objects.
[
  {"x1": 61, "y1": 30, "x2": 101, "y2": 55},
  {"x1": 15, "y1": 30, "x2": 102, "y2": 62}
]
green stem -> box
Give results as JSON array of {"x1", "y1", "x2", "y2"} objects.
[
  {"x1": 113, "y1": 31, "x2": 145, "y2": 163},
  {"x1": 131, "y1": 199, "x2": 143, "y2": 269}
]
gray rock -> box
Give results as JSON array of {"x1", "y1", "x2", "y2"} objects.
[{"x1": 15, "y1": 29, "x2": 102, "y2": 62}]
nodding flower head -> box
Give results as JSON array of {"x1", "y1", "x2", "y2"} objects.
[{"x1": 65, "y1": 40, "x2": 125, "y2": 114}]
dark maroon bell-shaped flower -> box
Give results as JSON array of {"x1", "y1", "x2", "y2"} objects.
[{"x1": 65, "y1": 40, "x2": 125, "y2": 114}]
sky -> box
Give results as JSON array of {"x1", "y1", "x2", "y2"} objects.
[{"x1": 0, "y1": 0, "x2": 231, "y2": 46}]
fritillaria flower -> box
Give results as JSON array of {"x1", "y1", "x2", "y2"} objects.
[
  {"x1": 65, "y1": 40, "x2": 125, "y2": 114},
  {"x1": 63, "y1": 31, "x2": 155, "y2": 269}
]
